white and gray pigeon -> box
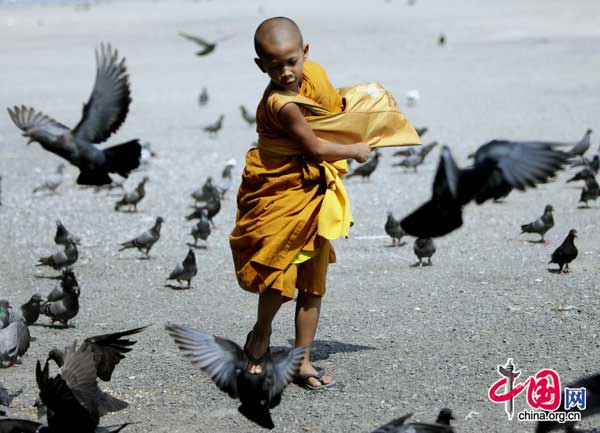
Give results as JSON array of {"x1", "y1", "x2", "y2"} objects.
[
  {"x1": 191, "y1": 209, "x2": 211, "y2": 246},
  {"x1": 119, "y1": 216, "x2": 164, "y2": 257},
  {"x1": 520, "y1": 204, "x2": 554, "y2": 242},
  {"x1": 39, "y1": 269, "x2": 80, "y2": 326},
  {"x1": 167, "y1": 249, "x2": 197, "y2": 289},
  {"x1": 0, "y1": 301, "x2": 31, "y2": 366},
  {"x1": 32, "y1": 163, "x2": 65, "y2": 194},
  {"x1": 114, "y1": 176, "x2": 148, "y2": 212},
  {"x1": 54, "y1": 219, "x2": 81, "y2": 245},
  {"x1": 567, "y1": 128, "x2": 593, "y2": 157},
  {"x1": 414, "y1": 237, "x2": 436, "y2": 266},
  {"x1": 385, "y1": 212, "x2": 406, "y2": 246},
  {"x1": 36, "y1": 240, "x2": 79, "y2": 271}
]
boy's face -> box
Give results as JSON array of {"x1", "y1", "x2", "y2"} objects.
[{"x1": 255, "y1": 41, "x2": 308, "y2": 93}]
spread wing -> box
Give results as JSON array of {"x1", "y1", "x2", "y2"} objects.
[
  {"x1": 80, "y1": 326, "x2": 147, "y2": 381},
  {"x1": 267, "y1": 345, "x2": 306, "y2": 403},
  {"x1": 0, "y1": 417, "x2": 42, "y2": 433},
  {"x1": 165, "y1": 324, "x2": 244, "y2": 398},
  {"x1": 73, "y1": 43, "x2": 131, "y2": 144},
  {"x1": 178, "y1": 32, "x2": 211, "y2": 48},
  {"x1": 61, "y1": 347, "x2": 100, "y2": 424},
  {"x1": 371, "y1": 413, "x2": 413, "y2": 433}
]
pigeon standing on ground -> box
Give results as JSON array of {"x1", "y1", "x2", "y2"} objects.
[
  {"x1": 347, "y1": 150, "x2": 380, "y2": 180},
  {"x1": 385, "y1": 212, "x2": 406, "y2": 246},
  {"x1": 216, "y1": 159, "x2": 236, "y2": 198},
  {"x1": 240, "y1": 105, "x2": 256, "y2": 125},
  {"x1": 548, "y1": 229, "x2": 578, "y2": 273},
  {"x1": 39, "y1": 269, "x2": 80, "y2": 326},
  {"x1": 36, "y1": 240, "x2": 79, "y2": 271},
  {"x1": 567, "y1": 128, "x2": 593, "y2": 157},
  {"x1": 535, "y1": 372, "x2": 600, "y2": 433},
  {"x1": 204, "y1": 114, "x2": 224, "y2": 137},
  {"x1": 370, "y1": 409, "x2": 455, "y2": 433},
  {"x1": 393, "y1": 141, "x2": 437, "y2": 158},
  {"x1": 165, "y1": 324, "x2": 307, "y2": 429},
  {"x1": 54, "y1": 220, "x2": 81, "y2": 245},
  {"x1": 392, "y1": 153, "x2": 425, "y2": 171},
  {"x1": 7, "y1": 44, "x2": 141, "y2": 185},
  {"x1": 114, "y1": 176, "x2": 149, "y2": 212},
  {"x1": 520, "y1": 204, "x2": 554, "y2": 242},
  {"x1": 567, "y1": 166, "x2": 596, "y2": 183},
  {"x1": 47, "y1": 326, "x2": 147, "y2": 382},
  {"x1": 0, "y1": 382, "x2": 21, "y2": 416},
  {"x1": 401, "y1": 142, "x2": 568, "y2": 238},
  {"x1": 191, "y1": 209, "x2": 211, "y2": 246},
  {"x1": 178, "y1": 32, "x2": 233, "y2": 56},
  {"x1": 186, "y1": 193, "x2": 221, "y2": 226},
  {"x1": 167, "y1": 249, "x2": 197, "y2": 289},
  {"x1": 198, "y1": 87, "x2": 209, "y2": 106},
  {"x1": 20, "y1": 294, "x2": 44, "y2": 325},
  {"x1": 0, "y1": 301, "x2": 31, "y2": 366},
  {"x1": 579, "y1": 176, "x2": 600, "y2": 207},
  {"x1": 438, "y1": 34, "x2": 446, "y2": 45},
  {"x1": 413, "y1": 237, "x2": 436, "y2": 266},
  {"x1": 119, "y1": 216, "x2": 164, "y2": 257},
  {"x1": 191, "y1": 176, "x2": 218, "y2": 203},
  {"x1": 33, "y1": 163, "x2": 65, "y2": 194}
]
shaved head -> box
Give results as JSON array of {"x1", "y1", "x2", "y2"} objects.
[{"x1": 254, "y1": 17, "x2": 303, "y2": 58}]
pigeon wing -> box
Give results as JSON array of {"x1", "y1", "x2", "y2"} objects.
[
  {"x1": 61, "y1": 347, "x2": 101, "y2": 424},
  {"x1": 73, "y1": 44, "x2": 131, "y2": 144},
  {"x1": 178, "y1": 32, "x2": 211, "y2": 48},
  {"x1": 165, "y1": 324, "x2": 244, "y2": 398},
  {"x1": 267, "y1": 346, "x2": 306, "y2": 404},
  {"x1": 370, "y1": 412, "x2": 413, "y2": 432},
  {"x1": 80, "y1": 326, "x2": 147, "y2": 382},
  {"x1": 0, "y1": 417, "x2": 43, "y2": 433}
]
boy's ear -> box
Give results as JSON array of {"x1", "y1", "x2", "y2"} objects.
[
  {"x1": 303, "y1": 43, "x2": 309, "y2": 60},
  {"x1": 254, "y1": 57, "x2": 266, "y2": 73}
]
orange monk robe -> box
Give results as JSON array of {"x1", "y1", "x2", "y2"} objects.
[{"x1": 230, "y1": 61, "x2": 420, "y2": 295}]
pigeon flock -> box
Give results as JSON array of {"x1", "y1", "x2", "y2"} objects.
[{"x1": 1, "y1": 4, "x2": 600, "y2": 433}]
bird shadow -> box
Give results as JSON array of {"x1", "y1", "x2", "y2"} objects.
[
  {"x1": 525, "y1": 239, "x2": 547, "y2": 244},
  {"x1": 384, "y1": 242, "x2": 406, "y2": 248},
  {"x1": 576, "y1": 205, "x2": 596, "y2": 209},
  {"x1": 31, "y1": 322, "x2": 73, "y2": 329},
  {"x1": 410, "y1": 262, "x2": 432, "y2": 268},
  {"x1": 33, "y1": 274, "x2": 63, "y2": 280},
  {"x1": 164, "y1": 284, "x2": 190, "y2": 290},
  {"x1": 186, "y1": 243, "x2": 207, "y2": 250},
  {"x1": 547, "y1": 268, "x2": 566, "y2": 275},
  {"x1": 279, "y1": 339, "x2": 376, "y2": 362}
]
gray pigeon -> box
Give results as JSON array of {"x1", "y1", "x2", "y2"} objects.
[
  {"x1": 20, "y1": 294, "x2": 44, "y2": 325},
  {"x1": 347, "y1": 150, "x2": 380, "y2": 180},
  {"x1": 33, "y1": 163, "x2": 65, "y2": 194},
  {"x1": 119, "y1": 216, "x2": 164, "y2": 257},
  {"x1": 567, "y1": 129, "x2": 593, "y2": 157},
  {"x1": 198, "y1": 87, "x2": 209, "y2": 106},
  {"x1": 165, "y1": 324, "x2": 306, "y2": 429},
  {"x1": 0, "y1": 382, "x2": 21, "y2": 416},
  {"x1": 385, "y1": 212, "x2": 406, "y2": 246},
  {"x1": 191, "y1": 209, "x2": 211, "y2": 246},
  {"x1": 371, "y1": 409, "x2": 455, "y2": 433},
  {"x1": 36, "y1": 240, "x2": 79, "y2": 271},
  {"x1": 393, "y1": 141, "x2": 438, "y2": 159},
  {"x1": 579, "y1": 176, "x2": 600, "y2": 207},
  {"x1": 191, "y1": 176, "x2": 218, "y2": 203},
  {"x1": 0, "y1": 303, "x2": 31, "y2": 366},
  {"x1": 414, "y1": 237, "x2": 436, "y2": 266},
  {"x1": 186, "y1": 193, "x2": 221, "y2": 225},
  {"x1": 54, "y1": 219, "x2": 81, "y2": 246},
  {"x1": 7, "y1": 44, "x2": 141, "y2": 186},
  {"x1": 167, "y1": 249, "x2": 197, "y2": 289},
  {"x1": 39, "y1": 269, "x2": 80, "y2": 326},
  {"x1": 393, "y1": 153, "x2": 425, "y2": 171},
  {"x1": 204, "y1": 114, "x2": 224, "y2": 136},
  {"x1": 520, "y1": 204, "x2": 554, "y2": 242},
  {"x1": 114, "y1": 176, "x2": 148, "y2": 211},
  {"x1": 240, "y1": 105, "x2": 256, "y2": 125},
  {"x1": 48, "y1": 326, "x2": 147, "y2": 382}
]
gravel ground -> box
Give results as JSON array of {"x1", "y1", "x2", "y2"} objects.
[{"x1": 1, "y1": 1, "x2": 600, "y2": 432}]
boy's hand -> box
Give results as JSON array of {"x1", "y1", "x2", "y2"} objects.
[{"x1": 352, "y1": 143, "x2": 371, "y2": 163}]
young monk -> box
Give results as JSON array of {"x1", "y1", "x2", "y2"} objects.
[{"x1": 230, "y1": 17, "x2": 419, "y2": 389}]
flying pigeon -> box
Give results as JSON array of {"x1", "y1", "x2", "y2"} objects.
[
  {"x1": 167, "y1": 249, "x2": 197, "y2": 289},
  {"x1": 203, "y1": 114, "x2": 224, "y2": 137},
  {"x1": 178, "y1": 32, "x2": 233, "y2": 56},
  {"x1": 166, "y1": 324, "x2": 306, "y2": 429},
  {"x1": 33, "y1": 164, "x2": 65, "y2": 194},
  {"x1": 119, "y1": 216, "x2": 164, "y2": 257},
  {"x1": 413, "y1": 237, "x2": 436, "y2": 266},
  {"x1": 548, "y1": 229, "x2": 578, "y2": 273},
  {"x1": 114, "y1": 176, "x2": 148, "y2": 212},
  {"x1": 240, "y1": 105, "x2": 256, "y2": 125},
  {"x1": 401, "y1": 142, "x2": 568, "y2": 238},
  {"x1": 520, "y1": 204, "x2": 554, "y2": 242},
  {"x1": 7, "y1": 44, "x2": 141, "y2": 185}
]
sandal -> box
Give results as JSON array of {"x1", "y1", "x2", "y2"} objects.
[
  {"x1": 243, "y1": 330, "x2": 270, "y2": 366},
  {"x1": 293, "y1": 372, "x2": 335, "y2": 391}
]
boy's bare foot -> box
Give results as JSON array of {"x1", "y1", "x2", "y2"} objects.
[
  {"x1": 296, "y1": 363, "x2": 333, "y2": 389},
  {"x1": 244, "y1": 330, "x2": 270, "y2": 374}
]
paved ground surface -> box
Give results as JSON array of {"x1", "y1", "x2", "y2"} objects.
[{"x1": 1, "y1": 0, "x2": 600, "y2": 432}]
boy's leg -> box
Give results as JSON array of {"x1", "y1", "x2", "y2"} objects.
[
  {"x1": 246, "y1": 288, "x2": 284, "y2": 373},
  {"x1": 295, "y1": 291, "x2": 333, "y2": 387}
]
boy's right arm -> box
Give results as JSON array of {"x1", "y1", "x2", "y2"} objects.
[{"x1": 278, "y1": 102, "x2": 371, "y2": 163}]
